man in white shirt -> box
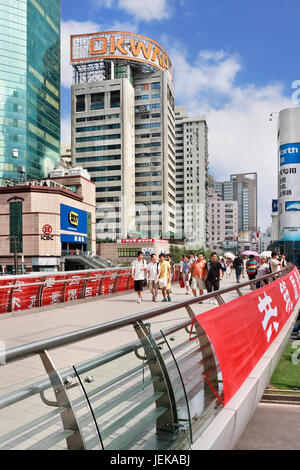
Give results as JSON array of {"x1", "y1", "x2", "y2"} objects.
[
  {"x1": 131, "y1": 251, "x2": 147, "y2": 303},
  {"x1": 270, "y1": 251, "x2": 284, "y2": 274},
  {"x1": 147, "y1": 254, "x2": 160, "y2": 302}
]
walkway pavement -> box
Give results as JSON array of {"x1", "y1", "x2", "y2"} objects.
[
  {"x1": 235, "y1": 403, "x2": 300, "y2": 450},
  {"x1": 0, "y1": 273, "x2": 242, "y2": 390}
]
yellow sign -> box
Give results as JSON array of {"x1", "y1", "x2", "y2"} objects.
[
  {"x1": 69, "y1": 211, "x2": 79, "y2": 227},
  {"x1": 71, "y1": 31, "x2": 172, "y2": 79}
]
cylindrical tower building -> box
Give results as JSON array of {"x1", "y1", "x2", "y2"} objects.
[{"x1": 277, "y1": 107, "x2": 300, "y2": 266}]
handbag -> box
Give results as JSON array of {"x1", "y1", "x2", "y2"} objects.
[
  {"x1": 180, "y1": 277, "x2": 185, "y2": 288},
  {"x1": 158, "y1": 278, "x2": 167, "y2": 289}
]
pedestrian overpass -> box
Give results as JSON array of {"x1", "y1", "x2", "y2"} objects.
[{"x1": 0, "y1": 265, "x2": 299, "y2": 450}]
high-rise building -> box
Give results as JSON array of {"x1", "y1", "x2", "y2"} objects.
[
  {"x1": 212, "y1": 173, "x2": 257, "y2": 232},
  {"x1": 276, "y1": 107, "x2": 300, "y2": 266},
  {"x1": 175, "y1": 106, "x2": 208, "y2": 246},
  {"x1": 207, "y1": 178, "x2": 238, "y2": 250},
  {"x1": 70, "y1": 31, "x2": 175, "y2": 240},
  {"x1": 0, "y1": 0, "x2": 61, "y2": 183}
]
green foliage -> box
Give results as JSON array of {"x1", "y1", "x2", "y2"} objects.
[
  {"x1": 270, "y1": 343, "x2": 300, "y2": 390},
  {"x1": 169, "y1": 245, "x2": 214, "y2": 263}
]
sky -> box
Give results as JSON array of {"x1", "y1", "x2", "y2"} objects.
[{"x1": 60, "y1": 0, "x2": 300, "y2": 232}]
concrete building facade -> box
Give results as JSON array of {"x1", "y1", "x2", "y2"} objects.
[
  {"x1": 70, "y1": 31, "x2": 175, "y2": 241},
  {"x1": 0, "y1": 167, "x2": 96, "y2": 273},
  {"x1": 212, "y1": 173, "x2": 257, "y2": 233},
  {"x1": 175, "y1": 106, "x2": 208, "y2": 247}
]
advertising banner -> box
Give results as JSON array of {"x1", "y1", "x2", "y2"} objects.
[
  {"x1": 71, "y1": 31, "x2": 173, "y2": 80},
  {"x1": 195, "y1": 267, "x2": 300, "y2": 405},
  {"x1": 279, "y1": 143, "x2": 300, "y2": 241},
  {"x1": 60, "y1": 204, "x2": 87, "y2": 234}
]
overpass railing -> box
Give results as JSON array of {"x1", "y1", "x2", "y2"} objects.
[
  {"x1": 0, "y1": 267, "x2": 180, "y2": 315},
  {"x1": 0, "y1": 265, "x2": 298, "y2": 451}
]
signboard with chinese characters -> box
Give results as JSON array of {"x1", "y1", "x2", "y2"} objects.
[
  {"x1": 279, "y1": 143, "x2": 300, "y2": 241},
  {"x1": 195, "y1": 266, "x2": 300, "y2": 404}
]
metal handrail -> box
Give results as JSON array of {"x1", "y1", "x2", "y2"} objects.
[{"x1": 1, "y1": 265, "x2": 293, "y2": 365}]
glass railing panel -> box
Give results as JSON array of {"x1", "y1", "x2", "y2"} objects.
[
  {"x1": 73, "y1": 330, "x2": 190, "y2": 450},
  {"x1": 160, "y1": 323, "x2": 224, "y2": 443},
  {"x1": 0, "y1": 366, "x2": 97, "y2": 450}
]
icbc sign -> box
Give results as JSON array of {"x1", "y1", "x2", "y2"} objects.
[{"x1": 41, "y1": 224, "x2": 54, "y2": 240}]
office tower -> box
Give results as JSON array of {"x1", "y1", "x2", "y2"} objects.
[
  {"x1": 71, "y1": 31, "x2": 175, "y2": 240},
  {"x1": 212, "y1": 173, "x2": 257, "y2": 232},
  {"x1": 207, "y1": 179, "x2": 238, "y2": 250},
  {"x1": 0, "y1": 0, "x2": 60, "y2": 183},
  {"x1": 276, "y1": 107, "x2": 300, "y2": 266},
  {"x1": 175, "y1": 106, "x2": 208, "y2": 246}
]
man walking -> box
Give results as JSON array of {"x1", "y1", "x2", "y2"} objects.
[
  {"x1": 131, "y1": 251, "x2": 147, "y2": 303},
  {"x1": 147, "y1": 253, "x2": 160, "y2": 302},
  {"x1": 158, "y1": 253, "x2": 171, "y2": 302},
  {"x1": 233, "y1": 254, "x2": 243, "y2": 283},
  {"x1": 189, "y1": 252, "x2": 207, "y2": 303},
  {"x1": 205, "y1": 252, "x2": 223, "y2": 304}
]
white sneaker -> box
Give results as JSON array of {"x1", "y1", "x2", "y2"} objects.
[{"x1": 137, "y1": 298, "x2": 142, "y2": 303}]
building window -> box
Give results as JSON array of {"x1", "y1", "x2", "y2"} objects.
[
  {"x1": 91, "y1": 92, "x2": 104, "y2": 110},
  {"x1": 76, "y1": 95, "x2": 85, "y2": 112},
  {"x1": 9, "y1": 201, "x2": 23, "y2": 253},
  {"x1": 110, "y1": 90, "x2": 120, "y2": 108}
]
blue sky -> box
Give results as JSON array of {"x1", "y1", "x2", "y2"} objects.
[{"x1": 60, "y1": 0, "x2": 300, "y2": 230}]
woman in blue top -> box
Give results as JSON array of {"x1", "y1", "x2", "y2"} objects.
[{"x1": 182, "y1": 255, "x2": 191, "y2": 295}]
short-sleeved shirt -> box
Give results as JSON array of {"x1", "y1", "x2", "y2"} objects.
[
  {"x1": 159, "y1": 261, "x2": 170, "y2": 279},
  {"x1": 246, "y1": 260, "x2": 258, "y2": 273},
  {"x1": 132, "y1": 259, "x2": 147, "y2": 281},
  {"x1": 257, "y1": 263, "x2": 270, "y2": 278},
  {"x1": 183, "y1": 261, "x2": 191, "y2": 274},
  {"x1": 270, "y1": 258, "x2": 280, "y2": 273},
  {"x1": 147, "y1": 262, "x2": 160, "y2": 281},
  {"x1": 207, "y1": 261, "x2": 222, "y2": 280},
  {"x1": 191, "y1": 260, "x2": 207, "y2": 279}
]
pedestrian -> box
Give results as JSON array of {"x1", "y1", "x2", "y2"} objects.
[
  {"x1": 233, "y1": 254, "x2": 243, "y2": 283},
  {"x1": 246, "y1": 255, "x2": 258, "y2": 290},
  {"x1": 189, "y1": 253, "x2": 196, "y2": 263},
  {"x1": 205, "y1": 252, "x2": 223, "y2": 304},
  {"x1": 225, "y1": 257, "x2": 232, "y2": 278},
  {"x1": 270, "y1": 251, "x2": 285, "y2": 273},
  {"x1": 166, "y1": 254, "x2": 175, "y2": 291},
  {"x1": 158, "y1": 253, "x2": 171, "y2": 302},
  {"x1": 256, "y1": 257, "x2": 270, "y2": 289},
  {"x1": 131, "y1": 251, "x2": 147, "y2": 303},
  {"x1": 219, "y1": 257, "x2": 226, "y2": 274},
  {"x1": 182, "y1": 255, "x2": 191, "y2": 295},
  {"x1": 179, "y1": 255, "x2": 184, "y2": 284},
  {"x1": 147, "y1": 253, "x2": 160, "y2": 302},
  {"x1": 189, "y1": 252, "x2": 207, "y2": 303}
]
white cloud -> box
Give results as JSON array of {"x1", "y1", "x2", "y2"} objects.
[
  {"x1": 61, "y1": 19, "x2": 138, "y2": 89},
  {"x1": 117, "y1": 0, "x2": 171, "y2": 21},
  {"x1": 171, "y1": 46, "x2": 292, "y2": 230},
  {"x1": 61, "y1": 20, "x2": 101, "y2": 89},
  {"x1": 93, "y1": 0, "x2": 171, "y2": 21}
]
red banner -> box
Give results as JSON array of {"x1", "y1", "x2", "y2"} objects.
[{"x1": 195, "y1": 267, "x2": 300, "y2": 405}]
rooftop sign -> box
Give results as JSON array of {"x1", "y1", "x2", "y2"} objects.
[{"x1": 70, "y1": 31, "x2": 172, "y2": 79}]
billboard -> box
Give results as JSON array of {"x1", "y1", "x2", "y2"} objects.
[
  {"x1": 279, "y1": 143, "x2": 300, "y2": 241},
  {"x1": 60, "y1": 204, "x2": 87, "y2": 234},
  {"x1": 70, "y1": 31, "x2": 173, "y2": 80},
  {"x1": 272, "y1": 199, "x2": 278, "y2": 213}
]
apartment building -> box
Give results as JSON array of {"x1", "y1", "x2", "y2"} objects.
[{"x1": 175, "y1": 106, "x2": 208, "y2": 246}]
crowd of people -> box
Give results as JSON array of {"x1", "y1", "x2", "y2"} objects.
[{"x1": 131, "y1": 250, "x2": 287, "y2": 304}]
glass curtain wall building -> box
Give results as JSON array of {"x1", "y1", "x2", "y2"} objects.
[{"x1": 0, "y1": 0, "x2": 60, "y2": 183}]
